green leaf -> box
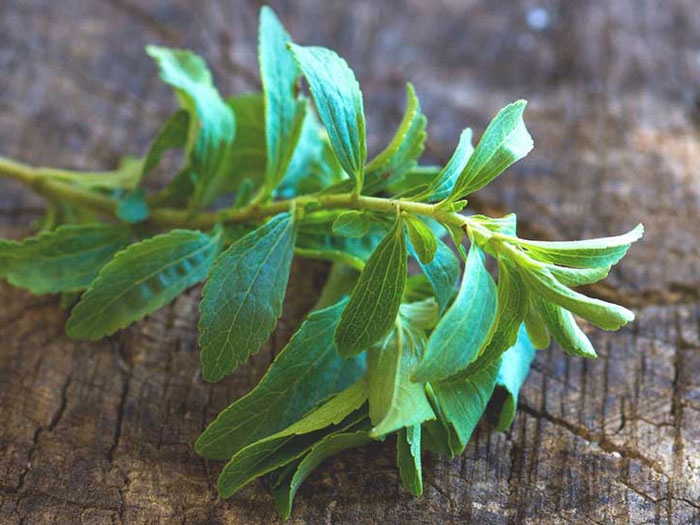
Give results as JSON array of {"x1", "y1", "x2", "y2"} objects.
[
  {"x1": 334, "y1": 215, "x2": 407, "y2": 356},
  {"x1": 66, "y1": 227, "x2": 222, "y2": 340},
  {"x1": 424, "y1": 128, "x2": 473, "y2": 201},
  {"x1": 289, "y1": 43, "x2": 366, "y2": 192},
  {"x1": 141, "y1": 109, "x2": 190, "y2": 180},
  {"x1": 116, "y1": 188, "x2": 149, "y2": 224},
  {"x1": 140, "y1": 110, "x2": 193, "y2": 206},
  {"x1": 532, "y1": 295, "x2": 596, "y2": 358},
  {"x1": 233, "y1": 178, "x2": 255, "y2": 209},
  {"x1": 314, "y1": 264, "x2": 360, "y2": 311},
  {"x1": 332, "y1": 211, "x2": 370, "y2": 238},
  {"x1": 471, "y1": 213, "x2": 517, "y2": 237},
  {"x1": 399, "y1": 298, "x2": 439, "y2": 331},
  {"x1": 297, "y1": 210, "x2": 362, "y2": 236},
  {"x1": 259, "y1": 7, "x2": 307, "y2": 188},
  {"x1": 431, "y1": 359, "x2": 501, "y2": 451},
  {"x1": 295, "y1": 247, "x2": 365, "y2": 271},
  {"x1": 367, "y1": 323, "x2": 435, "y2": 437},
  {"x1": 58, "y1": 291, "x2": 80, "y2": 310},
  {"x1": 448, "y1": 100, "x2": 533, "y2": 200},
  {"x1": 546, "y1": 264, "x2": 610, "y2": 287},
  {"x1": 278, "y1": 109, "x2": 342, "y2": 197},
  {"x1": 422, "y1": 384, "x2": 461, "y2": 457},
  {"x1": 388, "y1": 165, "x2": 441, "y2": 197},
  {"x1": 413, "y1": 244, "x2": 498, "y2": 383},
  {"x1": 421, "y1": 421, "x2": 451, "y2": 457},
  {"x1": 513, "y1": 223, "x2": 644, "y2": 269},
  {"x1": 455, "y1": 256, "x2": 528, "y2": 380},
  {"x1": 397, "y1": 425, "x2": 423, "y2": 496},
  {"x1": 443, "y1": 222, "x2": 466, "y2": 257},
  {"x1": 221, "y1": 223, "x2": 256, "y2": 246},
  {"x1": 414, "y1": 237, "x2": 460, "y2": 314},
  {"x1": 484, "y1": 257, "x2": 529, "y2": 358},
  {"x1": 492, "y1": 325, "x2": 536, "y2": 431},
  {"x1": 0, "y1": 224, "x2": 131, "y2": 294},
  {"x1": 363, "y1": 82, "x2": 427, "y2": 194},
  {"x1": 273, "y1": 428, "x2": 372, "y2": 520},
  {"x1": 224, "y1": 94, "x2": 267, "y2": 191},
  {"x1": 512, "y1": 248, "x2": 634, "y2": 330},
  {"x1": 196, "y1": 299, "x2": 365, "y2": 460},
  {"x1": 524, "y1": 300, "x2": 550, "y2": 349},
  {"x1": 274, "y1": 377, "x2": 369, "y2": 435},
  {"x1": 146, "y1": 45, "x2": 236, "y2": 209},
  {"x1": 295, "y1": 225, "x2": 385, "y2": 271},
  {"x1": 403, "y1": 274, "x2": 436, "y2": 303},
  {"x1": 217, "y1": 378, "x2": 368, "y2": 499},
  {"x1": 404, "y1": 214, "x2": 438, "y2": 264},
  {"x1": 199, "y1": 213, "x2": 296, "y2": 382}
]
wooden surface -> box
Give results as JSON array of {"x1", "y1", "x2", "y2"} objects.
[{"x1": 1, "y1": 1, "x2": 699, "y2": 523}]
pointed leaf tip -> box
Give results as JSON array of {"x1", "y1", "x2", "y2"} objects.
[{"x1": 447, "y1": 99, "x2": 533, "y2": 200}]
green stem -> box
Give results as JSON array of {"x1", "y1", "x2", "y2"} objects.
[
  {"x1": 151, "y1": 193, "x2": 467, "y2": 230},
  {"x1": 0, "y1": 156, "x2": 117, "y2": 215},
  {"x1": 0, "y1": 154, "x2": 476, "y2": 233}
]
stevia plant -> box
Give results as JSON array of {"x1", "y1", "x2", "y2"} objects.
[{"x1": 0, "y1": 6, "x2": 642, "y2": 519}]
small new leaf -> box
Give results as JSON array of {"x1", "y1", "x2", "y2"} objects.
[
  {"x1": 117, "y1": 188, "x2": 149, "y2": 224},
  {"x1": 332, "y1": 211, "x2": 370, "y2": 238},
  {"x1": 404, "y1": 214, "x2": 438, "y2": 264},
  {"x1": 199, "y1": 213, "x2": 296, "y2": 382},
  {"x1": 334, "y1": 215, "x2": 407, "y2": 355},
  {"x1": 66, "y1": 228, "x2": 221, "y2": 340}
]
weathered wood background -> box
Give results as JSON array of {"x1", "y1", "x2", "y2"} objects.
[{"x1": 1, "y1": 1, "x2": 699, "y2": 523}]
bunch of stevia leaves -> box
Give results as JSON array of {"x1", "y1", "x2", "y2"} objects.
[{"x1": 0, "y1": 6, "x2": 642, "y2": 519}]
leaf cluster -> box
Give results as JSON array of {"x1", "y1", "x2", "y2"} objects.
[{"x1": 0, "y1": 6, "x2": 643, "y2": 519}]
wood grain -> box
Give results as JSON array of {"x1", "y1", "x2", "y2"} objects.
[{"x1": 1, "y1": 1, "x2": 699, "y2": 523}]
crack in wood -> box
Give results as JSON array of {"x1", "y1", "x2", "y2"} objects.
[
  {"x1": 108, "y1": 367, "x2": 131, "y2": 463},
  {"x1": 519, "y1": 402, "x2": 669, "y2": 479}
]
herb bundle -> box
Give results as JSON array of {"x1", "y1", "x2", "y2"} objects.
[{"x1": 0, "y1": 7, "x2": 642, "y2": 519}]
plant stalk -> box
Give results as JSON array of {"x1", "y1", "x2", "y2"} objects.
[{"x1": 0, "y1": 154, "x2": 475, "y2": 233}]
